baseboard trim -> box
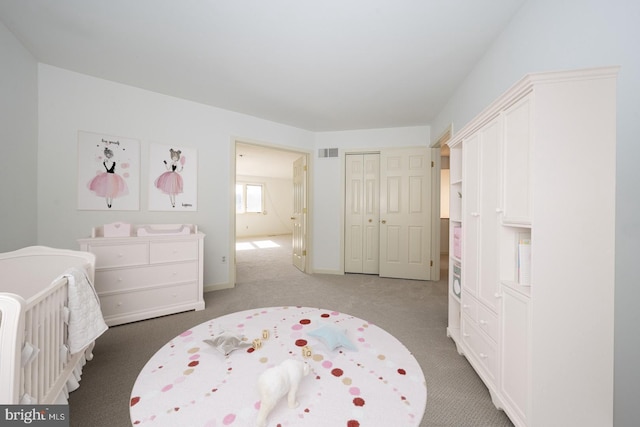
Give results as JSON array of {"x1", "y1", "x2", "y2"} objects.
[
  {"x1": 204, "y1": 282, "x2": 235, "y2": 292},
  {"x1": 311, "y1": 269, "x2": 343, "y2": 275}
]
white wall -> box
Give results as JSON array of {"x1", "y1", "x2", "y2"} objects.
[
  {"x1": 37, "y1": 64, "x2": 315, "y2": 288},
  {"x1": 313, "y1": 126, "x2": 430, "y2": 273},
  {"x1": 0, "y1": 22, "x2": 38, "y2": 251},
  {"x1": 430, "y1": 0, "x2": 640, "y2": 424},
  {"x1": 33, "y1": 65, "x2": 430, "y2": 284},
  {"x1": 236, "y1": 175, "x2": 293, "y2": 237}
]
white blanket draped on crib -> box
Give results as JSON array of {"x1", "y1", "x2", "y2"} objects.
[{"x1": 61, "y1": 267, "x2": 108, "y2": 354}]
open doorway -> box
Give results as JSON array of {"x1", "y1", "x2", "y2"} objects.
[
  {"x1": 234, "y1": 141, "x2": 309, "y2": 284},
  {"x1": 432, "y1": 125, "x2": 452, "y2": 280}
]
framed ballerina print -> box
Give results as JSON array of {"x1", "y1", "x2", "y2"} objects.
[
  {"x1": 148, "y1": 143, "x2": 197, "y2": 211},
  {"x1": 77, "y1": 131, "x2": 140, "y2": 210}
]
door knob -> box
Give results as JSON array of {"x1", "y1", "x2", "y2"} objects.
[
  {"x1": 381, "y1": 220, "x2": 387, "y2": 224},
  {"x1": 368, "y1": 219, "x2": 373, "y2": 223},
  {"x1": 290, "y1": 216, "x2": 296, "y2": 220}
]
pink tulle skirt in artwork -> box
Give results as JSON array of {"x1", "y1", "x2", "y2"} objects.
[
  {"x1": 154, "y1": 171, "x2": 183, "y2": 195},
  {"x1": 88, "y1": 173, "x2": 129, "y2": 198}
]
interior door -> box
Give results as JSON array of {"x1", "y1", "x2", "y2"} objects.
[
  {"x1": 292, "y1": 156, "x2": 307, "y2": 272},
  {"x1": 344, "y1": 153, "x2": 380, "y2": 274},
  {"x1": 379, "y1": 147, "x2": 432, "y2": 280}
]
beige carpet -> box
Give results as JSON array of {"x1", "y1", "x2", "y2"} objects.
[{"x1": 69, "y1": 234, "x2": 514, "y2": 427}]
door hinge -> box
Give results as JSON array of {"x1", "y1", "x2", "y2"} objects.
[
  {"x1": 431, "y1": 161, "x2": 435, "y2": 167},
  {"x1": 430, "y1": 260, "x2": 433, "y2": 267},
  {"x1": 303, "y1": 165, "x2": 308, "y2": 171},
  {"x1": 302, "y1": 250, "x2": 307, "y2": 256}
]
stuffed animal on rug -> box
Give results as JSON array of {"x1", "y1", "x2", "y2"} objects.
[
  {"x1": 256, "y1": 359, "x2": 310, "y2": 427},
  {"x1": 203, "y1": 330, "x2": 252, "y2": 356}
]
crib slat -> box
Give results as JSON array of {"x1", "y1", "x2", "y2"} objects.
[{"x1": 18, "y1": 277, "x2": 71, "y2": 403}]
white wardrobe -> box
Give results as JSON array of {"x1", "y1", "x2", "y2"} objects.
[{"x1": 447, "y1": 67, "x2": 617, "y2": 427}]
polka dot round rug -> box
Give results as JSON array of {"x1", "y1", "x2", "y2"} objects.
[{"x1": 130, "y1": 306, "x2": 427, "y2": 426}]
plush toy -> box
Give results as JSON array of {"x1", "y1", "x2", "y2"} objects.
[
  {"x1": 256, "y1": 359, "x2": 310, "y2": 427},
  {"x1": 202, "y1": 331, "x2": 251, "y2": 356}
]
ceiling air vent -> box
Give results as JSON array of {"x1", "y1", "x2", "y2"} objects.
[{"x1": 318, "y1": 148, "x2": 339, "y2": 158}]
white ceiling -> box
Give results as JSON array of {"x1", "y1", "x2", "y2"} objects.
[{"x1": 0, "y1": 0, "x2": 525, "y2": 132}]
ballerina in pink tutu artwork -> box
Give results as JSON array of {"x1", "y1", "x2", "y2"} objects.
[
  {"x1": 154, "y1": 148, "x2": 185, "y2": 208},
  {"x1": 87, "y1": 146, "x2": 129, "y2": 208}
]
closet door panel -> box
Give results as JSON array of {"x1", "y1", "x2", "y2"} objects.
[
  {"x1": 379, "y1": 148, "x2": 432, "y2": 280},
  {"x1": 345, "y1": 155, "x2": 365, "y2": 273}
]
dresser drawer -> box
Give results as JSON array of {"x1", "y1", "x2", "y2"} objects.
[
  {"x1": 90, "y1": 243, "x2": 149, "y2": 269},
  {"x1": 477, "y1": 303, "x2": 499, "y2": 342},
  {"x1": 462, "y1": 315, "x2": 497, "y2": 380},
  {"x1": 99, "y1": 282, "x2": 198, "y2": 319},
  {"x1": 95, "y1": 261, "x2": 198, "y2": 293},
  {"x1": 150, "y1": 240, "x2": 198, "y2": 264}
]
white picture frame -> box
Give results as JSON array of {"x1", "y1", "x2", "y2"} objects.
[
  {"x1": 77, "y1": 131, "x2": 140, "y2": 210},
  {"x1": 148, "y1": 143, "x2": 197, "y2": 211}
]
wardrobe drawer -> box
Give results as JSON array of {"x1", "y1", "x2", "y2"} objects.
[
  {"x1": 150, "y1": 240, "x2": 198, "y2": 264},
  {"x1": 461, "y1": 295, "x2": 478, "y2": 323},
  {"x1": 99, "y1": 282, "x2": 198, "y2": 319},
  {"x1": 95, "y1": 262, "x2": 198, "y2": 293},
  {"x1": 462, "y1": 315, "x2": 497, "y2": 381},
  {"x1": 477, "y1": 303, "x2": 499, "y2": 343},
  {"x1": 90, "y1": 243, "x2": 149, "y2": 269}
]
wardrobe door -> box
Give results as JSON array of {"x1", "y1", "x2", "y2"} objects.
[
  {"x1": 477, "y1": 118, "x2": 502, "y2": 311},
  {"x1": 461, "y1": 134, "x2": 480, "y2": 296}
]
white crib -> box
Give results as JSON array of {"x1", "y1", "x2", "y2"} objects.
[{"x1": 0, "y1": 246, "x2": 106, "y2": 404}]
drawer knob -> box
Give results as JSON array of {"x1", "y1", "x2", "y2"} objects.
[
  {"x1": 463, "y1": 333, "x2": 470, "y2": 338},
  {"x1": 480, "y1": 353, "x2": 488, "y2": 359},
  {"x1": 463, "y1": 304, "x2": 470, "y2": 309},
  {"x1": 494, "y1": 293, "x2": 502, "y2": 299},
  {"x1": 471, "y1": 212, "x2": 480, "y2": 217},
  {"x1": 117, "y1": 277, "x2": 123, "y2": 282},
  {"x1": 117, "y1": 302, "x2": 122, "y2": 306},
  {"x1": 480, "y1": 320, "x2": 487, "y2": 325}
]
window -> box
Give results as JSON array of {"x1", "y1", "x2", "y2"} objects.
[{"x1": 236, "y1": 183, "x2": 264, "y2": 213}]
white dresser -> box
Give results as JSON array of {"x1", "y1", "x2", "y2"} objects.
[{"x1": 79, "y1": 224, "x2": 205, "y2": 326}]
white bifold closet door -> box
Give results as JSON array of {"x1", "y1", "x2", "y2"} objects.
[
  {"x1": 344, "y1": 148, "x2": 432, "y2": 280},
  {"x1": 345, "y1": 153, "x2": 380, "y2": 274}
]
